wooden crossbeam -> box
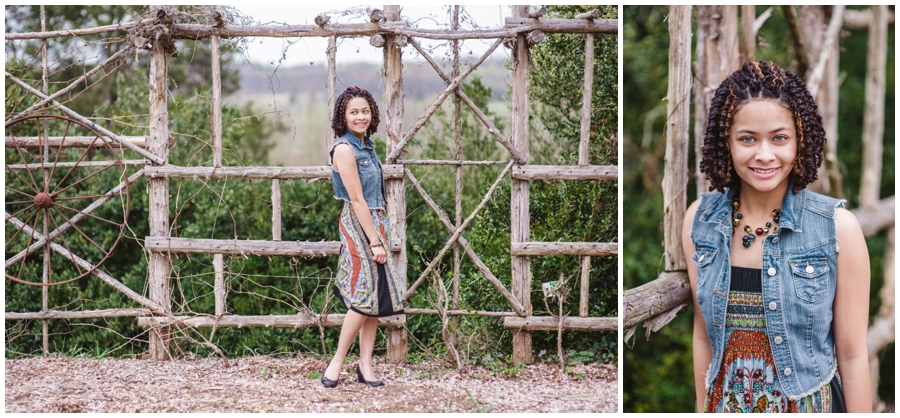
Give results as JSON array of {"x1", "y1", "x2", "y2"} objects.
[
  {"x1": 504, "y1": 18, "x2": 617, "y2": 34},
  {"x1": 6, "y1": 136, "x2": 150, "y2": 149},
  {"x1": 6, "y1": 308, "x2": 150, "y2": 320},
  {"x1": 143, "y1": 164, "x2": 403, "y2": 180},
  {"x1": 144, "y1": 237, "x2": 402, "y2": 256},
  {"x1": 511, "y1": 242, "x2": 617, "y2": 256},
  {"x1": 503, "y1": 316, "x2": 617, "y2": 332},
  {"x1": 512, "y1": 165, "x2": 617, "y2": 181},
  {"x1": 137, "y1": 314, "x2": 405, "y2": 329}
]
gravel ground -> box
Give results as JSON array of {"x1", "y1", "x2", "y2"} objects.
[{"x1": 6, "y1": 355, "x2": 618, "y2": 413}]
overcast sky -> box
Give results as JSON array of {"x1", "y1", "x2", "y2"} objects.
[{"x1": 226, "y1": 5, "x2": 513, "y2": 67}]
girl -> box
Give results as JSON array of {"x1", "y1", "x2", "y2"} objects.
[
  {"x1": 682, "y1": 61, "x2": 871, "y2": 412},
  {"x1": 321, "y1": 86, "x2": 404, "y2": 388}
]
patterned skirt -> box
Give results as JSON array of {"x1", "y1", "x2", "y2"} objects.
[
  {"x1": 332, "y1": 202, "x2": 404, "y2": 317},
  {"x1": 704, "y1": 266, "x2": 837, "y2": 413}
]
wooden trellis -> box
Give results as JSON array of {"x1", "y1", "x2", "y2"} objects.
[{"x1": 5, "y1": 5, "x2": 618, "y2": 365}]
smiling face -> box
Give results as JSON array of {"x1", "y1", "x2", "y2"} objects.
[
  {"x1": 344, "y1": 97, "x2": 372, "y2": 140},
  {"x1": 728, "y1": 99, "x2": 798, "y2": 194}
]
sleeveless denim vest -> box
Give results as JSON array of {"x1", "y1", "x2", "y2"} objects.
[
  {"x1": 690, "y1": 185, "x2": 845, "y2": 400},
  {"x1": 330, "y1": 131, "x2": 387, "y2": 210}
]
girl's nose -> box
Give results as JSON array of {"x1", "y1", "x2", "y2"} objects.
[{"x1": 755, "y1": 141, "x2": 775, "y2": 162}]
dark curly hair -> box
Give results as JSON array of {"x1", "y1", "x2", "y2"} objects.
[
  {"x1": 699, "y1": 61, "x2": 825, "y2": 194},
  {"x1": 331, "y1": 86, "x2": 380, "y2": 139}
]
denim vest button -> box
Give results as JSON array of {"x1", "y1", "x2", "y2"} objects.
[
  {"x1": 774, "y1": 336, "x2": 783, "y2": 344},
  {"x1": 771, "y1": 236, "x2": 778, "y2": 243},
  {"x1": 784, "y1": 367, "x2": 792, "y2": 376},
  {"x1": 805, "y1": 265, "x2": 814, "y2": 274},
  {"x1": 768, "y1": 301, "x2": 777, "y2": 310},
  {"x1": 767, "y1": 267, "x2": 776, "y2": 276}
]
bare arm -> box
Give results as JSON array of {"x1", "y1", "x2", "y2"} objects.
[
  {"x1": 332, "y1": 143, "x2": 387, "y2": 264},
  {"x1": 832, "y1": 208, "x2": 872, "y2": 412},
  {"x1": 683, "y1": 200, "x2": 711, "y2": 412}
]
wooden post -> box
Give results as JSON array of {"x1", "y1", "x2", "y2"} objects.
[
  {"x1": 579, "y1": 256, "x2": 591, "y2": 317},
  {"x1": 819, "y1": 25, "x2": 841, "y2": 197},
  {"x1": 211, "y1": 35, "x2": 223, "y2": 167},
  {"x1": 578, "y1": 33, "x2": 594, "y2": 167},
  {"x1": 382, "y1": 5, "x2": 408, "y2": 364},
  {"x1": 272, "y1": 179, "x2": 281, "y2": 240},
  {"x1": 739, "y1": 6, "x2": 756, "y2": 63},
  {"x1": 664, "y1": 6, "x2": 691, "y2": 272},
  {"x1": 861, "y1": 5, "x2": 887, "y2": 207},
  {"x1": 40, "y1": 5, "x2": 50, "y2": 356},
  {"x1": 510, "y1": 5, "x2": 533, "y2": 366},
  {"x1": 148, "y1": 25, "x2": 173, "y2": 360},
  {"x1": 326, "y1": 35, "x2": 337, "y2": 158},
  {"x1": 452, "y1": 5, "x2": 462, "y2": 310},
  {"x1": 692, "y1": 6, "x2": 738, "y2": 197},
  {"x1": 214, "y1": 254, "x2": 225, "y2": 316}
]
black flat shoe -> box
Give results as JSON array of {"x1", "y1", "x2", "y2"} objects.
[
  {"x1": 321, "y1": 360, "x2": 338, "y2": 388},
  {"x1": 356, "y1": 364, "x2": 384, "y2": 387}
]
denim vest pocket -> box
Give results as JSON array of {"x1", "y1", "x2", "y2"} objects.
[
  {"x1": 691, "y1": 245, "x2": 718, "y2": 288},
  {"x1": 789, "y1": 258, "x2": 829, "y2": 303},
  {"x1": 356, "y1": 156, "x2": 377, "y2": 173}
]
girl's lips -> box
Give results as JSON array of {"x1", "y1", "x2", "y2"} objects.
[{"x1": 750, "y1": 166, "x2": 780, "y2": 179}]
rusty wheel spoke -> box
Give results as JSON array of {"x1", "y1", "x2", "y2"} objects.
[
  {"x1": 46, "y1": 119, "x2": 74, "y2": 192},
  {"x1": 50, "y1": 134, "x2": 103, "y2": 196},
  {"x1": 6, "y1": 164, "x2": 41, "y2": 197},
  {"x1": 13, "y1": 208, "x2": 43, "y2": 281},
  {"x1": 51, "y1": 161, "x2": 117, "y2": 198},
  {"x1": 5, "y1": 184, "x2": 34, "y2": 200},
  {"x1": 7, "y1": 203, "x2": 37, "y2": 222},
  {"x1": 5, "y1": 208, "x2": 39, "y2": 250},
  {"x1": 48, "y1": 207, "x2": 84, "y2": 277},
  {"x1": 53, "y1": 201, "x2": 123, "y2": 228},
  {"x1": 52, "y1": 192, "x2": 125, "y2": 202},
  {"x1": 51, "y1": 206, "x2": 109, "y2": 257},
  {"x1": 6, "y1": 129, "x2": 41, "y2": 195}
]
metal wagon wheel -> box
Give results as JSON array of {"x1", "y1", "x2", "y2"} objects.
[{"x1": 5, "y1": 114, "x2": 131, "y2": 286}]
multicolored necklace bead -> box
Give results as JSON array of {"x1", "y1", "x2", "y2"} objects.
[{"x1": 731, "y1": 197, "x2": 780, "y2": 248}]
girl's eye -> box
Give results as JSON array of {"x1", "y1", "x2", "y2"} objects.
[
  {"x1": 773, "y1": 135, "x2": 788, "y2": 142},
  {"x1": 739, "y1": 136, "x2": 755, "y2": 143}
]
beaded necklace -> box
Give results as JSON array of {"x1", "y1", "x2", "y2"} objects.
[{"x1": 731, "y1": 197, "x2": 780, "y2": 248}]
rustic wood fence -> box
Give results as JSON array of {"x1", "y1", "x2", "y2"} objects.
[{"x1": 5, "y1": 5, "x2": 618, "y2": 365}]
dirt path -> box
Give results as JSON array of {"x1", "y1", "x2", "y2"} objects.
[{"x1": 6, "y1": 355, "x2": 617, "y2": 413}]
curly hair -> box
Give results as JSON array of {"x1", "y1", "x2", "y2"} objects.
[
  {"x1": 699, "y1": 61, "x2": 826, "y2": 194},
  {"x1": 331, "y1": 86, "x2": 380, "y2": 139}
]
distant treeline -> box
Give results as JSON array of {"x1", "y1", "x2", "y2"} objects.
[{"x1": 238, "y1": 58, "x2": 511, "y2": 102}]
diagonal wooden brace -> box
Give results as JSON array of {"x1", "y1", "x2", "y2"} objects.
[
  {"x1": 6, "y1": 212, "x2": 167, "y2": 313},
  {"x1": 405, "y1": 168, "x2": 526, "y2": 316},
  {"x1": 408, "y1": 37, "x2": 526, "y2": 165},
  {"x1": 386, "y1": 38, "x2": 504, "y2": 163},
  {"x1": 5, "y1": 72, "x2": 165, "y2": 165},
  {"x1": 8, "y1": 46, "x2": 133, "y2": 122},
  {"x1": 402, "y1": 160, "x2": 514, "y2": 301}
]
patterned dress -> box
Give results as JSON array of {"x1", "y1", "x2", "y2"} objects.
[
  {"x1": 332, "y1": 202, "x2": 404, "y2": 317},
  {"x1": 704, "y1": 266, "x2": 836, "y2": 413}
]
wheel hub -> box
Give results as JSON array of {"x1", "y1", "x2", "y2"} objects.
[{"x1": 34, "y1": 192, "x2": 54, "y2": 208}]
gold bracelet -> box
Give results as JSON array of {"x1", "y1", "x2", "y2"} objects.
[{"x1": 370, "y1": 242, "x2": 383, "y2": 249}]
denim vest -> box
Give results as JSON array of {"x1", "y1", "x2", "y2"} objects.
[
  {"x1": 690, "y1": 186, "x2": 845, "y2": 400},
  {"x1": 330, "y1": 131, "x2": 387, "y2": 210}
]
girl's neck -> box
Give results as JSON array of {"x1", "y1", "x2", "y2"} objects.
[{"x1": 735, "y1": 179, "x2": 789, "y2": 216}]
